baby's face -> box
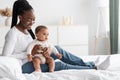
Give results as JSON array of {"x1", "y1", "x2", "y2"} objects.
[{"x1": 36, "y1": 28, "x2": 49, "y2": 41}]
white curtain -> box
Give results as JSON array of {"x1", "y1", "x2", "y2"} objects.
[{"x1": 96, "y1": 0, "x2": 109, "y2": 37}]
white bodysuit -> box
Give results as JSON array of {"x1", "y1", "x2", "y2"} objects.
[{"x1": 27, "y1": 39, "x2": 59, "y2": 64}]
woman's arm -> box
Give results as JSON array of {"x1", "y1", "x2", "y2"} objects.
[
  {"x1": 2, "y1": 30, "x2": 27, "y2": 59},
  {"x1": 2, "y1": 30, "x2": 17, "y2": 56}
]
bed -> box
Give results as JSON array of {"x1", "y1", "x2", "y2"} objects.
[
  {"x1": 0, "y1": 53, "x2": 120, "y2": 80},
  {"x1": 0, "y1": 27, "x2": 120, "y2": 80},
  {"x1": 24, "y1": 54, "x2": 120, "y2": 80}
]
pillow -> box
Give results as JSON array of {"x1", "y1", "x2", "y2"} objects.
[
  {"x1": 107, "y1": 54, "x2": 120, "y2": 71},
  {"x1": 0, "y1": 56, "x2": 26, "y2": 80}
]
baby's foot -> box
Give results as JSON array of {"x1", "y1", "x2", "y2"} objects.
[
  {"x1": 49, "y1": 69, "x2": 54, "y2": 72},
  {"x1": 97, "y1": 56, "x2": 110, "y2": 70},
  {"x1": 35, "y1": 69, "x2": 41, "y2": 72}
]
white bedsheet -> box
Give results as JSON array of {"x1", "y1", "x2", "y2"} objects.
[
  {"x1": 24, "y1": 70, "x2": 120, "y2": 80},
  {"x1": 0, "y1": 57, "x2": 26, "y2": 80},
  {"x1": 24, "y1": 54, "x2": 120, "y2": 80},
  {"x1": 0, "y1": 54, "x2": 120, "y2": 80}
]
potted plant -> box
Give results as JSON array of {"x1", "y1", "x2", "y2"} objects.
[{"x1": 0, "y1": 7, "x2": 12, "y2": 26}]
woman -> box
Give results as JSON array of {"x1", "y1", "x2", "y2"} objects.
[{"x1": 2, "y1": 0, "x2": 98, "y2": 73}]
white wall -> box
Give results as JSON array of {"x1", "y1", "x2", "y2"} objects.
[{"x1": 0, "y1": 0, "x2": 109, "y2": 55}]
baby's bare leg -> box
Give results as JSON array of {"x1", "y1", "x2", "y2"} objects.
[
  {"x1": 46, "y1": 57, "x2": 55, "y2": 72},
  {"x1": 33, "y1": 57, "x2": 42, "y2": 72}
]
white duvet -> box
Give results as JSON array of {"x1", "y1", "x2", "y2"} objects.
[
  {"x1": 0, "y1": 54, "x2": 120, "y2": 80},
  {"x1": 24, "y1": 70, "x2": 120, "y2": 80},
  {"x1": 0, "y1": 57, "x2": 26, "y2": 80}
]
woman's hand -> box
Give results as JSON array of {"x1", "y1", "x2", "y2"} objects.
[
  {"x1": 31, "y1": 44, "x2": 41, "y2": 56},
  {"x1": 27, "y1": 54, "x2": 33, "y2": 62},
  {"x1": 42, "y1": 47, "x2": 51, "y2": 58}
]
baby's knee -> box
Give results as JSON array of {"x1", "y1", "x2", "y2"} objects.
[
  {"x1": 33, "y1": 57, "x2": 41, "y2": 63},
  {"x1": 46, "y1": 57, "x2": 54, "y2": 63},
  {"x1": 49, "y1": 57, "x2": 54, "y2": 61}
]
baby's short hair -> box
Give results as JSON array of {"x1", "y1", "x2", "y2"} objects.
[{"x1": 35, "y1": 25, "x2": 47, "y2": 34}]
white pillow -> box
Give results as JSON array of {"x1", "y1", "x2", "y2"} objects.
[
  {"x1": 107, "y1": 54, "x2": 120, "y2": 71},
  {"x1": 0, "y1": 56, "x2": 26, "y2": 80}
]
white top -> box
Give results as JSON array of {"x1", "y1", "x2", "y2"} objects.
[
  {"x1": 2, "y1": 27, "x2": 33, "y2": 64},
  {"x1": 27, "y1": 39, "x2": 59, "y2": 55}
]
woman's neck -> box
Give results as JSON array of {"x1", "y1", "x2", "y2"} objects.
[{"x1": 16, "y1": 23, "x2": 29, "y2": 34}]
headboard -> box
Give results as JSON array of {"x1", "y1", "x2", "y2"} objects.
[{"x1": 0, "y1": 27, "x2": 10, "y2": 55}]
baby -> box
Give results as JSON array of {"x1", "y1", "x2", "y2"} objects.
[{"x1": 27, "y1": 25, "x2": 62, "y2": 72}]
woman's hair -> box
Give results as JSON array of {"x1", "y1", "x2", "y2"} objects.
[
  {"x1": 35, "y1": 25, "x2": 47, "y2": 34},
  {"x1": 11, "y1": 0, "x2": 33, "y2": 28},
  {"x1": 11, "y1": 0, "x2": 35, "y2": 39}
]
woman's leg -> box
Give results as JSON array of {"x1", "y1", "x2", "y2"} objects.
[
  {"x1": 22, "y1": 61, "x2": 95, "y2": 73},
  {"x1": 53, "y1": 45, "x2": 86, "y2": 66},
  {"x1": 54, "y1": 46, "x2": 96, "y2": 68},
  {"x1": 22, "y1": 62, "x2": 35, "y2": 73},
  {"x1": 54, "y1": 61, "x2": 95, "y2": 71},
  {"x1": 22, "y1": 61, "x2": 49, "y2": 73}
]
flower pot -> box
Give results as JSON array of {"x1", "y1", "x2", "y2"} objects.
[{"x1": 5, "y1": 17, "x2": 11, "y2": 26}]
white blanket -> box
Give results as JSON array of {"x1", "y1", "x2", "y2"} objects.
[
  {"x1": 24, "y1": 70, "x2": 120, "y2": 80},
  {"x1": 0, "y1": 54, "x2": 120, "y2": 80},
  {"x1": 24, "y1": 54, "x2": 120, "y2": 80},
  {"x1": 0, "y1": 57, "x2": 26, "y2": 80}
]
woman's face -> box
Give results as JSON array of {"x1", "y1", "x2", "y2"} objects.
[{"x1": 19, "y1": 10, "x2": 35, "y2": 30}]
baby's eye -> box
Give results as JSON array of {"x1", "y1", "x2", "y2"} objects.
[{"x1": 43, "y1": 33, "x2": 46, "y2": 35}]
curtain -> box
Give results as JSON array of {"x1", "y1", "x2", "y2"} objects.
[{"x1": 109, "y1": 0, "x2": 119, "y2": 54}]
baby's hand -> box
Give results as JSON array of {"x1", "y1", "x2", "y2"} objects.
[
  {"x1": 27, "y1": 54, "x2": 33, "y2": 62},
  {"x1": 56, "y1": 53, "x2": 62, "y2": 59}
]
